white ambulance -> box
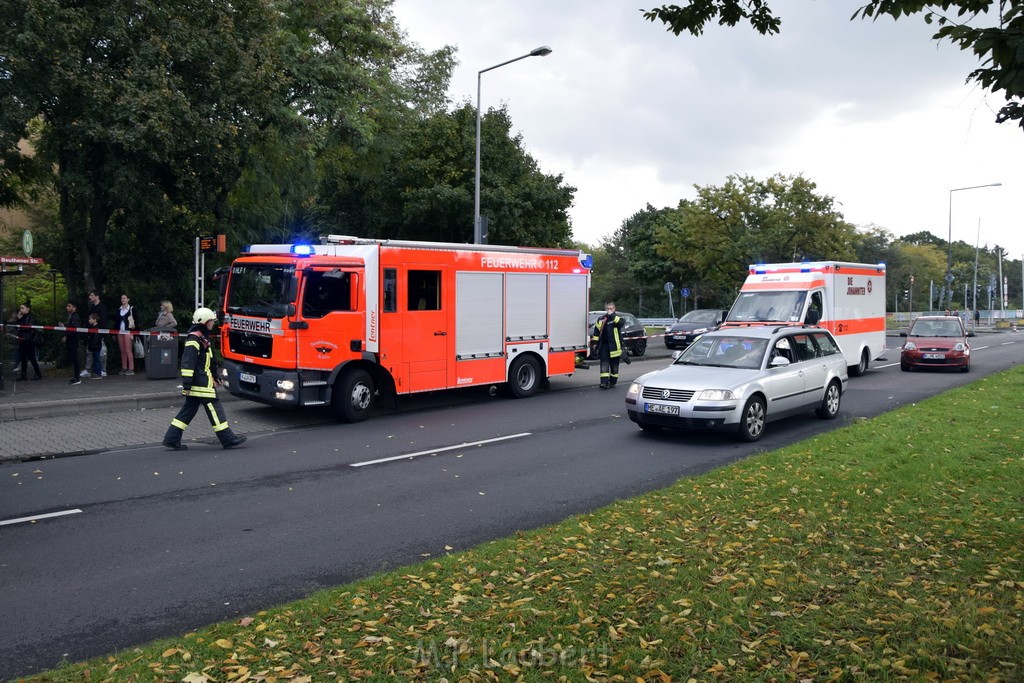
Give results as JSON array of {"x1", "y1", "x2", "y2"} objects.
[{"x1": 722, "y1": 261, "x2": 887, "y2": 376}]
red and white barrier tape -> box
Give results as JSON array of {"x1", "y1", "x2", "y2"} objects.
[{"x1": 2, "y1": 323, "x2": 180, "y2": 337}]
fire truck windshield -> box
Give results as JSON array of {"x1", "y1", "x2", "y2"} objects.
[
  {"x1": 728, "y1": 290, "x2": 807, "y2": 324},
  {"x1": 226, "y1": 264, "x2": 296, "y2": 319}
]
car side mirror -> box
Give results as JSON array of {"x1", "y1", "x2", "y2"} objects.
[
  {"x1": 899, "y1": 332, "x2": 907, "y2": 337},
  {"x1": 770, "y1": 356, "x2": 790, "y2": 367},
  {"x1": 671, "y1": 350, "x2": 682, "y2": 360}
]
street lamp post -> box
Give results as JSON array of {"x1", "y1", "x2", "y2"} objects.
[
  {"x1": 474, "y1": 45, "x2": 552, "y2": 245},
  {"x1": 944, "y1": 182, "x2": 1001, "y2": 309}
]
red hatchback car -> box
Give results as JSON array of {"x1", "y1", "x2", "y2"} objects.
[{"x1": 900, "y1": 316, "x2": 974, "y2": 372}]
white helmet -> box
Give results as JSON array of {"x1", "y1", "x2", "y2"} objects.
[{"x1": 192, "y1": 307, "x2": 217, "y2": 324}]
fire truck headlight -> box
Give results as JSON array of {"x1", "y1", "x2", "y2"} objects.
[
  {"x1": 627, "y1": 382, "x2": 641, "y2": 398},
  {"x1": 274, "y1": 391, "x2": 294, "y2": 401},
  {"x1": 220, "y1": 367, "x2": 228, "y2": 378},
  {"x1": 276, "y1": 379, "x2": 296, "y2": 391}
]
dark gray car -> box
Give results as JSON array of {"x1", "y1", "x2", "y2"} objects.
[{"x1": 664, "y1": 308, "x2": 727, "y2": 350}]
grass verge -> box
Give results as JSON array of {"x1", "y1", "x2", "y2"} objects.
[{"x1": 31, "y1": 367, "x2": 1024, "y2": 682}]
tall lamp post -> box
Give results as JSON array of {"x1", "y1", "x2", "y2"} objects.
[
  {"x1": 945, "y1": 182, "x2": 1000, "y2": 309},
  {"x1": 474, "y1": 45, "x2": 552, "y2": 245}
]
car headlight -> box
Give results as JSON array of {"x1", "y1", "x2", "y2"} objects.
[
  {"x1": 698, "y1": 389, "x2": 735, "y2": 401},
  {"x1": 952, "y1": 342, "x2": 966, "y2": 352},
  {"x1": 903, "y1": 342, "x2": 917, "y2": 351},
  {"x1": 627, "y1": 382, "x2": 641, "y2": 397}
]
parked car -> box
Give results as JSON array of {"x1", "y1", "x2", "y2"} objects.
[
  {"x1": 588, "y1": 310, "x2": 647, "y2": 357},
  {"x1": 626, "y1": 326, "x2": 848, "y2": 441},
  {"x1": 900, "y1": 315, "x2": 974, "y2": 372},
  {"x1": 664, "y1": 308, "x2": 728, "y2": 350}
]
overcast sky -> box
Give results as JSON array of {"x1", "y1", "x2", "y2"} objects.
[{"x1": 392, "y1": 0, "x2": 1023, "y2": 265}]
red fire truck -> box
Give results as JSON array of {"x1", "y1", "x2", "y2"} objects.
[{"x1": 218, "y1": 236, "x2": 593, "y2": 421}]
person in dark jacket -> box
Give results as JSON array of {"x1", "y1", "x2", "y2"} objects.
[
  {"x1": 15, "y1": 302, "x2": 42, "y2": 381},
  {"x1": 87, "y1": 290, "x2": 109, "y2": 377},
  {"x1": 590, "y1": 302, "x2": 625, "y2": 389},
  {"x1": 63, "y1": 301, "x2": 82, "y2": 384},
  {"x1": 85, "y1": 313, "x2": 104, "y2": 379},
  {"x1": 162, "y1": 307, "x2": 246, "y2": 451}
]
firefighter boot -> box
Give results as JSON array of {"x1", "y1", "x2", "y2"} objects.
[
  {"x1": 219, "y1": 430, "x2": 247, "y2": 449},
  {"x1": 162, "y1": 424, "x2": 188, "y2": 451}
]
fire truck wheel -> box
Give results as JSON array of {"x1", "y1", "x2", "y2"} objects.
[
  {"x1": 508, "y1": 355, "x2": 541, "y2": 399},
  {"x1": 334, "y1": 369, "x2": 375, "y2": 422}
]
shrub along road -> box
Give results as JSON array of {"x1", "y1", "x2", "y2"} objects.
[{"x1": 1, "y1": 340, "x2": 1022, "y2": 679}]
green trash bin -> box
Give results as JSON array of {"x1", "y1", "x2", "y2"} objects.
[{"x1": 146, "y1": 331, "x2": 179, "y2": 379}]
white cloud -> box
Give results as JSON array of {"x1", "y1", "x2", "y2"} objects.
[{"x1": 393, "y1": 0, "x2": 1024, "y2": 259}]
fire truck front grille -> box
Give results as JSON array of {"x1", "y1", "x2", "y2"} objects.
[{"x1": 228, "y1": 331, "x2": 273, "y2": 359}]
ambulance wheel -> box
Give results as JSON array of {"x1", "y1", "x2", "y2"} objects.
[
  {"x1": 850, "y1": 349, "x2": 869, "y2": 377},
  {"x1": 334, "y1": 369, "x2": 374, "y2": 422},
  {"x1": 508, "y1": 355, "x2": 541, "y2": 399}
]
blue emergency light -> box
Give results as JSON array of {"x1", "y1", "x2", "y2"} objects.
[{"x1": 291, "y1": 244, "x2": 315, "y2": 256}]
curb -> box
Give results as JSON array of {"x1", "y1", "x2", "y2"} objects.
[{"x1": 0, "y1": 392, "x2": 239, "y2": 423}]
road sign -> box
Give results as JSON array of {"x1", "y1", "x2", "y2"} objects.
[
  {"x1": 663, "y1": 282, "x2": 674, "y2": 293},
  {"x1": 681, "y1": 287, "x2": 690, "y2": 298},
  {"x1": 1, "y1": 255, "x2": 43, "y2": 265},
  {"x1": 22, "y1": 230, "x2": 33, "y2": 257}
]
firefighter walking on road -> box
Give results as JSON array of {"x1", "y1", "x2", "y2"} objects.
[
  {"x1": 591, "y1": 302, "x2": 625, "y2": 389},
  {"x1": 163, "y1": 308, "x2": 246, "y2": 451}
]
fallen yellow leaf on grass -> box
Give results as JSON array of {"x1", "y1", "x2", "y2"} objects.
[{"x1": 213, "y1": 638, "x2": 233, "y2": 648}]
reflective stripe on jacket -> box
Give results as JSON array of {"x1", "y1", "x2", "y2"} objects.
[
  {"x1": 181, "y1": 328, "x2": 217, "y2": 398},
  {"x1": 591, "y1": 315, "x2": 623, "y2": 358}
]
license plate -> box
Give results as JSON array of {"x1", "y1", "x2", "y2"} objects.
[
  {"x1": 645, "y1": 403, "x2": 680, "y2": 416},
  {"x1": 239, "y1": 372, "x2": 256, "y2": 384},
  {"x1": 923, "y1": 353, "x2": 946, "y2": 360}
]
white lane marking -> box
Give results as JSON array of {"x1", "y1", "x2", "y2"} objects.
[
  {"x1": 876, "y1": 362, "x2": 900, "y2": 368},
  {"x1": 974, "y1": 346, "x2": 989, "y2": 350},
  {"x1": 1001, "y1": 341, "x2": 1015, "y2": 346},
  {"x1": 0, "y1": 509, "x2": 83, "y2": 527},
  {"x1": 350, "y1": 433, "x2": 533, "y2": 468}
]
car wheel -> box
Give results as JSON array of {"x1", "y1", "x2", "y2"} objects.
[
  {"x1": 736, "y1": 396, "x2": 766, "y2": 442},
  {"x1": 960, "y1": 360, "x2": 971, "y2": 373},
  {"x1": 850, "y1": 349, "x2": 869, "y2": 377},
  {"x1": 815, "y1": 380, "x2": 842, "y2": 419},
  {"x1": 631, "y1": 339, "x2": 647, "y2": 357},
  {"x1": 333, "y1": 369, "x2": 374, "y2": 423},
  {"x1": 900, "y1": 360, "x2": 912, "y2": 372},
  {"x1": 508, "y1": 355, "x2": 541, "y2": 398}
]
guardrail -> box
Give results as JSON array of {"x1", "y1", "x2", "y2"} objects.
[{"x1": 639, "y1": 318, "x2": 677, "y2": 328}]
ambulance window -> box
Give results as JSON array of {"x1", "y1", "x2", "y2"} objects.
[
  {"x1": 806, "y1": 291, "x2": 824, "y2": 324},
  {"x1": 408, "y1": 270, "x2": 441, "y2": 311},
  {"x1": 303, "y1": 270, "x2": 354, "y2": 318},
  {"x1": 383, "y1": 268, "x2": 397, "y2": 313}
]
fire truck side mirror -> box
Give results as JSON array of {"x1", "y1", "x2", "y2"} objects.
[
  {"x1": 287, "y1": 275, "x2": 299, "y2": 303},
  {"x1": 286, "y1": 303, "x2": 296, "y2": 317}
]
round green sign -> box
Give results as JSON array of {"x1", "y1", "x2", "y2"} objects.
[{"x1": 22, "y1": 230, "x2": 33, "y2": 257}]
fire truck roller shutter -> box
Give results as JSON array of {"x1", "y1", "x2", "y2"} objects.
[
  {"x1": 455, "y1": 272, "x2": 503, "y2": 359},
  {"x1": 549, "y1": 274, "x2": 589, "y2": 351},
  {"x1": 506, "y1": 273, "x2": 547, "y2": 341}
]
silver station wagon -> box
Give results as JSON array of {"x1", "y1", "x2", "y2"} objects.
[{"x1": 626, "y1": 326, "x2": 849, "y2": 441}]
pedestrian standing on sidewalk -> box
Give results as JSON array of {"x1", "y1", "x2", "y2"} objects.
[
  {"x1": 115, "y1": 293, "x2": 139, "y2": 376},
  {"x1": 154, "y1": 300, "x2": 177, "y2": 329},
  {"x1": 85, "y1": 313, "x2": 104, "y2": 379},
  {"x1": 86, "y1": 290, "x2": 109, "y2": 378},
  {"x1": 63, "y1": 301, "x2": 83, "y2": 385},
  {"x1": 15, "y1": 301, "x2": 42, "y2": 381},
  {"x1": 163, "y1": 307, "x2": 246, "y2": 451}
]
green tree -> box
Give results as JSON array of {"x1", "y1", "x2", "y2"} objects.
[
  {"x1": 655, "y1": 174, "x2": 856, "y2": 294},
  {"x1": 320, "y1": 103, "x2": 575, "y2": 247},
  {"x1": 644, "y1": 1, "x2": 1024, "y2": 128}
]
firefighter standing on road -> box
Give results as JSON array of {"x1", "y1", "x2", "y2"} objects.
[
  {"x1": 591, "y1": 302, "x2": 624, "y2": 389},
  {"x1": 163, "y1": 308, "x2": 246, "y2": 450}
]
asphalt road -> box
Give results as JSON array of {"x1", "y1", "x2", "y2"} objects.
[{"x1": 1, "y1": 337, "x2": 1021, "y2": 679}]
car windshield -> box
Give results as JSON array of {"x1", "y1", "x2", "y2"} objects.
[
  {"x1": 909, "y1": 320, "x2": 964, "y2": 337},
  {"x1": 679, "y1": 309, "x2": 720, "y2": 324},
  {"x1": 226, "y1": 264, "x2": 296, "y2": 319},
  {"x1": 676, "y1": 336, "x2": 768, "y2": 369},
  {"x1": 727, "y1": 291, "x2": 806, "y2": 323}
]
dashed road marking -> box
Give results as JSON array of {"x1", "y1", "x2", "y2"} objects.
[
  {"x1": 350, "y1": 433, "x2": 533, "y2": 468},
  {"x1": 0, "y1": 509, "x2": 83, "y2": 527},
  {"x1": 1001, "y1": 341, "x2": 1016, "y2": 346}
]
